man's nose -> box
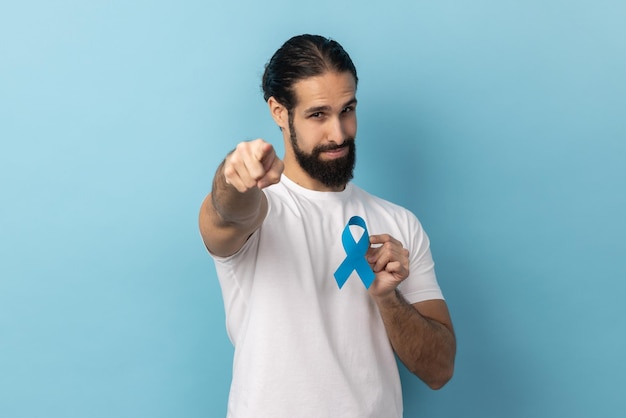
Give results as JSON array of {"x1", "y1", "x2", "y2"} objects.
[{"x1": 328, "y1": 117, "x2": 346, "y2": 144}]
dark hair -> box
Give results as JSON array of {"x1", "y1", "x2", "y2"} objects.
[{"x1": 262, "y1": 34, "x2": 358, "y2": 111}]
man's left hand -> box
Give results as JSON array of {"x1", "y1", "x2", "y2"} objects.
[{"x1": 366, "y1": 234, "x2": 409, "y2": 299}]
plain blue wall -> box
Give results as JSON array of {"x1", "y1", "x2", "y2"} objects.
[{"x1": 1, "y1": 1, "x2": 624, "y2": 417}]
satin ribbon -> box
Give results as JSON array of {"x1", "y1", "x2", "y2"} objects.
[{"x1": 334, "y1": 216, "x2": 375, "y2": 289}]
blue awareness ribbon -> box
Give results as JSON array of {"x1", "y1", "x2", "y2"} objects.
[{"x1": 334, "y1": 216, "x2": 375, "y2": 289}]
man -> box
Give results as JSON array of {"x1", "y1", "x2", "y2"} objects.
[{"x1": 199, "y1": 34, "x2": 455, "y2": 418}]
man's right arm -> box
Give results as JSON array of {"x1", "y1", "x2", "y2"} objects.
[{"x1": 199, "y1": 139, "x2": 284, "y2": 257}]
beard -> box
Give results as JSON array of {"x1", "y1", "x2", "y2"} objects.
[{"x1": 289, "y1": 116, "x2": 356, "y2": 189}]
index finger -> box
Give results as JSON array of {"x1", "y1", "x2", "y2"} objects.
[
  {"x1": 253, "y1": 140, "x2": 274, "y2": 163},
  {"x1": 369, "y1": 234, "x2": 401, "y2": 246}
]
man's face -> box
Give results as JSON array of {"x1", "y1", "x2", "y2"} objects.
[{"x1": 285, "y1": 71, "x2": 358, "y2": 190}]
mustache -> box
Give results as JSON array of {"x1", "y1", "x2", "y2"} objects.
[{"x1": 313, "y1": 138, "x2": 355, "y2": 154}]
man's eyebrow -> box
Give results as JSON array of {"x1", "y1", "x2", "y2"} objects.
[
  {"x1": 304, "y1": 105, "x2": 332, "y2": 114},
  {"x1": 344, "y1": 98, "x2": 358, "y2": 108},
  {"x1": 303, "y1": 98, "x2": 358, "y2": 114}
]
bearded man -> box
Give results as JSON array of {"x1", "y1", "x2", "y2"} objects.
[{"x1": 199, "y1": 34, "x2": 456, "y2": 418}]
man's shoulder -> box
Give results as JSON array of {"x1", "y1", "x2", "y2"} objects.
[{"x1": 350, "y1": 182, "x2": 413, "y2": 214}]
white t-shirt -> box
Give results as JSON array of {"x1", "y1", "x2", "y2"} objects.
[{"x1": 212, "y1": 175, "x2": 443, "y2": 418}]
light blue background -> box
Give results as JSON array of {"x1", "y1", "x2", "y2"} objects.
[{"x1": 1, "y1": 1, "x2": 625, "y2": 417}]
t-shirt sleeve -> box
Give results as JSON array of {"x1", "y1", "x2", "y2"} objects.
[{"x1": 397, "y1": 214, "x2": 444, "y2": 304}]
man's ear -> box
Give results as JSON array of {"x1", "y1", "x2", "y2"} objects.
[{"x1": 268, "y1": 97, "x2": 288, "y2": 130}]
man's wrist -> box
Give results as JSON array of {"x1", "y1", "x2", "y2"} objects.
[{"x1": 372, "y1": 288, "x2": 403, "y2": 309}]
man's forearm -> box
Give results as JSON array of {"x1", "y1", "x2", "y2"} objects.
[
  {"x1": 210, "y1": 159, "x2": 264, "y2": 227},
  {"x1": 199, "y1": 154, "x2": 270, "y2": 258},
  {"x1": 375, "y1": 291, "x2": 456, "y2": 390}
]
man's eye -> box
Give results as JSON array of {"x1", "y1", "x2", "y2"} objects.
[
  {"x1": 310, "y1": 112, "x2": 322, "y2": 118},
  {"x1": 343, "y1": 106, "x2": 354, "y2": 113}
]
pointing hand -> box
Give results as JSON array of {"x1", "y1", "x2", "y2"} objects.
[{"x1": 223, "y1": 139, "x2": 284, "y2": 193}]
